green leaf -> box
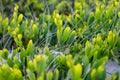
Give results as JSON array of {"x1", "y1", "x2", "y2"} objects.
[
  {"x1": 111, "y1": 72, "x2": 119, "y2": 80},
  {"x1": 27, "y1": 70, "x2": 36, "y2": 80},
  {"x1": 32, "y1": 24, "x2": 38, "y2": 38},
  {"x1": 28, "y1": 61, "x2": 34, "y2": 72},
  {"x1": 57, "y1": 29, "x2": 62, "y2": 43},
  {"x1": 87, "y1": 12, "x2": 95, "y2": 26},
  {"x1": 7, "y1": 58, "x2": 14, "y2": 67},
  {"x1": 47, "y1": 71, "x2": 53, "y2": 80},
  {"x1": 1, "y1": 49, "x2": 8, "y2": 60},
  {"x1": 20, "y1": 48, "x2": 26, "y2": 61},
  {"x1": 58, "y1": 20, "x2": 63, "y2": 29},
  {"x1": 118, "y1": 11, "x2": 120, "y2": 17},
  {"x1": 95, "y1": 8, "x2": 102, "y2": 22},
  {"x1": 67, "y1": 30, "x2": 76, "y2": 44},
  {"x1": 68, "y1": 64, "x2": 83, "y2": 80},
  {"x1": 26, "y1": 40, "x2": 33, "y2": 55},
  {"x1": 96, "y1": 65, "x2": 106, "y2": 80},
  {"x1": 73, "y1": 64, "x2": 82, "y2": 80},
  {"x1": 57, "y1": 55, "x2": 66, "y2": 66},
  {"x1": 33, "y1": 55, "x2": 41, "y2": 72},
  {"x1": 62, "y1": 26, "x2": 71, "y2": 43},
  {"x1": 18, "y1": 14, "x2": 23, "y2": 23},
  {"x1": 3, "y1": 17, "x2": 9, "y2": 32},
  {"x1": 90, "y1": 68, "x2": 97, "y2": 80},
  {"x1": 92, "y1": 56, "x2": 108, "y2": 69},
  {"x1": 55, "y1": 69, "x2": 59, "y2": 80},
  {"x1": 82, "y1": 55, "x2": 89, "y2": 67}
]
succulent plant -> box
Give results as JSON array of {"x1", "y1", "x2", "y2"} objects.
[{"x1": 0, "y1": 0, "x2": 120, "y2": 80}]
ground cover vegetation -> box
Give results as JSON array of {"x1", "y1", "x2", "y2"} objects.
[{"x1": 0, "y1": 0, "x2": 120, "y2": 80}]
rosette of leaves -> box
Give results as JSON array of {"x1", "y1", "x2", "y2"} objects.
[
  {"x1": 0, "y1": 48, "x2": 8, "y2": 61},
  {"x1": 86, "y1": 56, "x2": 108, "y2": 80},
  {"x1": 106, "y1": 31, "x2": 118, "y2": 49},
  {"x1": 0, "y1": 64, "x2": 23, "y2": 80},
  {"x1": 54, "y1": 12, "x2": 76, "y2": 49},
  {"x1": 67, "y1": 64, "x2": 83, "y2": 80},
  {"x1": 27, "y1": 55, "x2": 47, "y2": 79}
]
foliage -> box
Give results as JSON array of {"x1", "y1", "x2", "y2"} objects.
[{"x1": 0, "y1": 0, "x2": 120, "y2": 80}]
